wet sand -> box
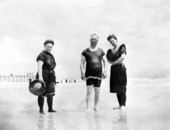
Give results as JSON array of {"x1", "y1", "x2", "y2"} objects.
[{"x1": 0, "y1": 78, "x2": 170, "y2": 130}]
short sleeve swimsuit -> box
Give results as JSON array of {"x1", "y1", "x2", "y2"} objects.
[
  {"x1": 106, "y1": 44, "x2": 127, "y2": 93},
  {"x1": 82, "y1": 48, "x2": 105, "y2": 80},
  {"x1": 36, "y1": 50, "x2": 56, "y2": 96}
]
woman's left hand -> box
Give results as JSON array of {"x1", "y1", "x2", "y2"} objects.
[
  {"x1": 107, "y1": 60, "x2": 115, "y2": 65},
  {"x1": 112, "y1": 62, "x2": 116, "y2": 65},
  {"x1": 103, "y1": 72, "x2": 107, "y2": 79}
]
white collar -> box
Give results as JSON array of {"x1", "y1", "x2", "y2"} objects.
[{"x1": 89, "y1": 47, "x2": 98, "y2": 52}]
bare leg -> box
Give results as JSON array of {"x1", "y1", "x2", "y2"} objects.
[
  {"x1": 86, "y1": 85, "x2": 93, "y2": 112},
  {"x1": 94, "y1": 87, "x2": 100, "y2": 111}
]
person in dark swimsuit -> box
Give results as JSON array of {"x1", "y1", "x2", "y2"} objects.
[
  {"x1": 80, "y1": 34, "x2": 107, "y2": 112},
  {"x1": 106, "y1": 34, "x2": 127, "y2": 111},
  {"x1": 36, "y1": 39, "x2": 57, "y2": 114}
]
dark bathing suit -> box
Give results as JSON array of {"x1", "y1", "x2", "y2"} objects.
[
  {"x1": 36, "y1": 50, "x2": 56, "y2": 96},
  {"x1": 82, "y1": 48, "x2": 105, "y2": 87},
  {"x1": 106, "y1": 44, "x2": 127, "y2": 106},
  {"x1": 106, "y1": 44, "x2": 127, "y2": 93}
]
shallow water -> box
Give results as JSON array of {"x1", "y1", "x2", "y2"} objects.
[{"x1": 0, "y1": 79, "x2": 170, "y2": 130}]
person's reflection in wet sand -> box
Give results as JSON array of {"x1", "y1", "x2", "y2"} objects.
[
  {"x1": 37, "y1": 114, "x2": 56, "y2": 130},
  {"x1": 37, "y1": 114, "x2": 45, "y2": 130},
  {"x1": 46, "y1": 114, "x2": 56, "y2": 130},
  {"x1": 94, "y1": 112, "x2": 104, "y2": 130},
  {"x1": 112, "y1": 111, "x2": 129, "y2": 130},
  {"x1": 85, "y1": 113, "x2": 95, "y2": 130}
]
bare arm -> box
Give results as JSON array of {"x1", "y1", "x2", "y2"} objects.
[
  {"x1": 102, "y1": 57, "x2": 107, "y2": 79},
  {"x1": 37, "y1": 60, "x2": 44, "y2": 82},
  {"x1": 80, "y1": 55, "x2": 86, "y2": 80}
]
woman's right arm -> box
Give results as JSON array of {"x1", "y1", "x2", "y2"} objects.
[
  {"x1": 111, "y1": 54, "x2": 125, "y2": 65},
  {"x1": 107, "y1": 59, "x2": 114, "y2": 64},
  {"x1": 112, "y1": 45, "x2": 126, "y2": 65},
  {"x1": 37, "y1": 60, "x2": 44, "y2": 82}
]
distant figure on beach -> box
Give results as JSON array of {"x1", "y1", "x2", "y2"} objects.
[
  {"x1": 106, "y1": 34, "x2": 127, "y2": 111},
  {"x1": 80, "y1": 34, "x2": 107, "y2": 112},
  {"x1": 36, "y1": 39, "x2": 57, "y2": 114}
]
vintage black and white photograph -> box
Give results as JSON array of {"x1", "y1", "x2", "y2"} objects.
[{"x1": 0, "y1": 0, "x2": 170, "y2": 130}]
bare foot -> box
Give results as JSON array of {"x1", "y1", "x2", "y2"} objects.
[
  {"x1": 86, "y1": 108, "x2": 90, "y2": 112},
  {"x1": 94, "y1": 107, "x2": 100, "y2": 111},
  {"x1": 113, "y1": 106, "x2": 121, "y2": 110},
  {"x1": 121, "y1": 106, "x2": 126, "y2": 112}
]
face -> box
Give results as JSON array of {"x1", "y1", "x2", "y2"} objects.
[
  {"x1": 90, "y1": 35, "x2": 99, "y2": 47},
  {"x1": 44, "y1": 43, "x2": 53, "y2": 52},
  {"x1": 108, "y1": 38, "x2": 117, "y2": 47}
]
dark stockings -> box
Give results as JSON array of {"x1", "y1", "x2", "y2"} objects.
[
  {"x1": 38, "y1": 95, "x2": 56, "y2": 114},
  {"x1": 116, "y1": 90, "x2": 126, "y2": 106},
  {"x1": 47, "y1": 96, "x2": 56, "y2": 112},
  {"x1": 38, "y1": 96, "x2": 45, "y2": 114}
]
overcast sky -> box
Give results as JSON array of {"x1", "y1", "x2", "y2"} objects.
[{"x1": 0, "y1": 0, "x2": 170, "y2": 79}]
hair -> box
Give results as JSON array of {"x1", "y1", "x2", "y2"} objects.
[
  {"x1": 90, "y1": 34, "x2": 99, "y2": 40},
  {"x1": 44, "y1": 39, "x2": 54, "y2": 46},
  {"x1": 107, "y1": 34, "x2": 117, "y2": 41}
]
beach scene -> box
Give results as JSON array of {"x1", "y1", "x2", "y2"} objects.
[
  {"x1": 0, "y1": 77, "x2": 170, "y2": 130},
  {"x1": 0, "y1": 0, "x2": 170, "y2": 130}
]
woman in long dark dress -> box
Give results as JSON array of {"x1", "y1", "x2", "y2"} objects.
[
  {"x1": 106, "y1": 34, "x2": 127, "y2": 110},
  {"x1": 36, "y1": 39, "x2": 57, "y2": 114}
]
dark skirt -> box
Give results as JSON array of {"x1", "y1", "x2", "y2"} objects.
[
  {"x1": 110, "y1": 63, "x2": 127, "y2": 93},
  {"x1": 36, "y1": 70, "x2": 56, "y2": 96}
]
